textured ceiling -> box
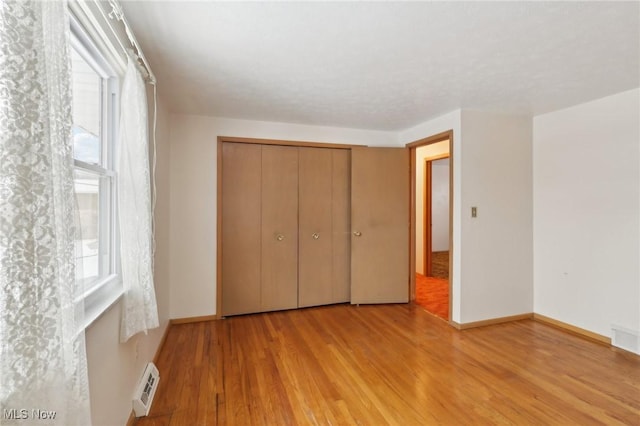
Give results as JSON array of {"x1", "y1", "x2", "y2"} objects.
[{"x1": 121, "y1": 1, "x2": 639, "y2": 131}]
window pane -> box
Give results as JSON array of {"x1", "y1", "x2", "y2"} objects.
[
  {"x1": 75, "y1": 169, "x2": 101, "y2": 287},
  {"x1": 71, "y1": 48, "x2": 101, "y2": 164}
]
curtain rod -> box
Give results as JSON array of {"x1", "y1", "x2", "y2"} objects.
[{"x1": 106, "y1": 0, "x2": 156, "y2": 85}]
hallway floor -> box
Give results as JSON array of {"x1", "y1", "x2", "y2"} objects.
[{"x1": 415, "y1": 273, "x2": 448, "y2": 320}]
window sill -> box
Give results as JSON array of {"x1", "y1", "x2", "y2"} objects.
[{"x1": 82, "y1": 275, "x2": 124, "y2": 331}]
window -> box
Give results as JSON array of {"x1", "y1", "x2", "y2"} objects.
[{"x1": 70, "y1": 18, "x2": 122, "y2": 325}]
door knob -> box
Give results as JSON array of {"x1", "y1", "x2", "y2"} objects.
[
  {"x1": 276, "y1": 234, "x2": 285, "y2": 241},
  {"x1": 312, "y1": 233, "x2": 320, "y2": 240},
  {"x1": 353, "y1": 231, "x2": 362, "y2": 237}
]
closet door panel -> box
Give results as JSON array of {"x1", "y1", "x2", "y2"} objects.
[
  {"x1": 298, "y1": 148, "x2": 333, "y2": 307},
  {"x1": 351, "y1": 147, "x2": 409, "y2": 304},
  {"x1": 261, "y1": 145, "x2": 299, "y2": 312},
  {"x1": 332, "y1": 149, "x2": 351, "y2": 303},
  {"x1": 221, "y1": 143, "x2": 262, "y2": 316}
]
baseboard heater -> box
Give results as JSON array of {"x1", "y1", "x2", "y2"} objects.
[
  {"x1": 611, "y1": 324, "x2": 640, "y2": 355},
  {"x1": 133, "y1": 362, "x2": 160, "y2": 417}
]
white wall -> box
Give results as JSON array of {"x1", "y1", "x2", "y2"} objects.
[
  {"x1": 415, "y1": 141, "x2": 450, "y2": 274},
  {"x1": 399, "y1": 110, "x2": 462, "y2": 322},
  {"x1": 459, "y1": 110, "x2": 533, "y2": 323},
  {"x1": 431, "y1": 160, "x2": 450, "y2": 252},
  {"x1": 533, "y1": 88, "x2": 640, "y2": 339},
  {"x1": 169, "y1": 114, "x2": 396, "y2": 319},
  {"x1": 86, "y1": 91, "x2": 171, "y2": 425}
]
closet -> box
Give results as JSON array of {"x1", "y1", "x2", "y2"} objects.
[{"x1": 221, "y1": 142, "x2": 350, "y2": 316}]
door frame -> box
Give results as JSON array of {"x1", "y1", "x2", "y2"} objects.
[
  {"x1": 424, "y1": 153, "x2": 450, "y2": 276},
  {"x1": 406, "y1": 130, "x2": 453, "y2": 322}
]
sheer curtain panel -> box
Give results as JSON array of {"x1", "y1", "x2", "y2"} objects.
[
  {"x1": 0, "y1": 1, "x2": 91, "y2": 424},
  {"x1": 118, "y1": 56, "x2": 159, "y2": 342}
]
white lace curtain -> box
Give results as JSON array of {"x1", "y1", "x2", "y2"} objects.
[
  {"x1": 118, "y1": 55, "x2": 159, "y2": 342},
  {"x1": 0, "y1": 1, "x2": 91, "y2": 425}
]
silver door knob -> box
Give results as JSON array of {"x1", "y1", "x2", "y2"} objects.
[
  {"x1": 353, "y1": 231, "x2": 362, "y2": 237},
  {"x1": 312, "y1": 233, "x2": 320, "y2": 240},
  {"x1": 276, "y1": 234, "x2": 285, "y2": 241}
]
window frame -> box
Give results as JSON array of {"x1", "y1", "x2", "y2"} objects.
[{"x1": 70, "y1": 14, "x2": 123, "y2": 329}]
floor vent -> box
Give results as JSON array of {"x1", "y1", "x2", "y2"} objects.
[
  {"x1": 133, "y1": 362, "x2": 160, "y2": 417},
  {"x1": 611, "y1": 325, "x2": 639, "y2": 355}
]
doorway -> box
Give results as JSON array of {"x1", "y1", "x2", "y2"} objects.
[
  {"x1": 424, "y1": 155, "x2": 449, "y2": 279},
  {"x1": 407, "y1": 131, "x2": 453, "y2": 322}
]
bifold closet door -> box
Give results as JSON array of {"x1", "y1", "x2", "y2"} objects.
[
  {"x1": 298, "y1": 148, "x2": 332, "y2": 307},
  {"x1": 261, "y1": 145, "x2": 299, "y2": 312},
  {"x1": 331, "y1": 149, "x2": 351, "y2": 303},
  {"x1": 221, "y1": 143, "x2": 262, "y2": 316},
  {"x1": 298, "y1": 148, "x2": 350, "y2": 307}
]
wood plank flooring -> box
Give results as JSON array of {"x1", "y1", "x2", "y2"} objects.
[
  {"x1": 415, "y1": 273, "x2": 449, "y2": 320},
  {"x1": 135, "y1": 304, "x2": 640, "y2": 426}
]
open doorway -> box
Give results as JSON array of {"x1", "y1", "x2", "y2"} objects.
[
  {"x1": 424, "y1": 156, "x2": 450, "y2": 278},
  {"x1": 407, "y1": 131, "x2": 453, "y2": 322}
]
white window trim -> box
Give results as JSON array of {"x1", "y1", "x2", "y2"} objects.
[
  {"x1": 70, "y1": 12, "x2": 124, "y2": 330},
  {"x1": 80, "y1": 274, "x2": 123, "y2": 330}
]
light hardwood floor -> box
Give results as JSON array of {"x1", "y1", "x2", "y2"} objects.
[{"x1": 135, "y1": 304, "x2": 640, "y2": 426}]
